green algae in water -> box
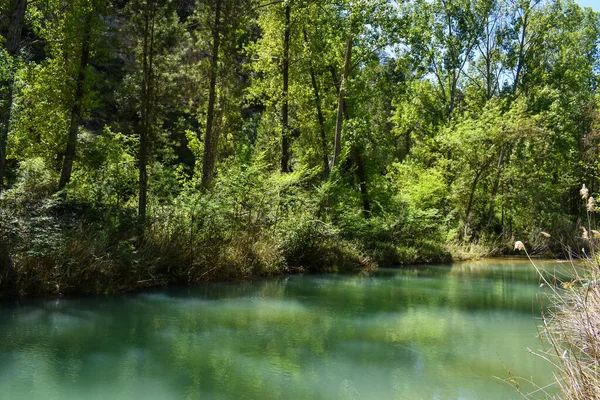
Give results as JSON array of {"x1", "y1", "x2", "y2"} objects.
[{"x1": 0, "y1": 258, "x2": 557, "y2": 399}]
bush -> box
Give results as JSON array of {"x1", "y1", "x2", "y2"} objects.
[{"x1": 4, "y1": 157, "x2": 58, "y2": 202}]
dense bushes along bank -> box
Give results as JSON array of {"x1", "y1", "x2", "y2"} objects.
[
  {"x1": 0, "y1": 157, "x2": 453, "y2": 298},
  {"x1": 0, "y1": 158, "x2": 591, "y2": 298}
]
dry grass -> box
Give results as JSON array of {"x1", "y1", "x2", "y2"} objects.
[
  {"x1": 446, "y1": 240, "x2": 500, "y2": 261},
  {"x1": 537, "y1": 261, "x2": 600, "y2": 400},
  {"x1": 511, "y1": 186, "x2": 600, "y2": 399},
  {"x1": 516, "y1": 242, "x2": 600, "y2": 399}
]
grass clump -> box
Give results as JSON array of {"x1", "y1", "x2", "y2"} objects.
[
  {"x1": 544, "y1": 274, "x2": 600, "y2": 400},
  {"x1": 514, "y1": 185, "x2": 600, "y2": 399}
]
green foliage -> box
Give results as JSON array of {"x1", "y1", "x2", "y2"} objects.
[
  {"x1": 69, "y1": 127, "x2": 138, "y2": 207},
  {"x1": 10, "y1": 60, "x2": 70, "y2": 165},
  {"x1": 4, "y1": 157, "x2": 58, "y2": 201},
  {"x1": 0, "y1": 0, "x2": 599, "y2": 296}
]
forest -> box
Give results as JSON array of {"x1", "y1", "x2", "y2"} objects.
[{"x1": 0, "y1": 0, "x2": 598, "y2": 297}]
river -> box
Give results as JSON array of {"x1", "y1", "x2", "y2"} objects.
[{"x1": 0, "y1": 258, "x2": 562, "y2": 399}]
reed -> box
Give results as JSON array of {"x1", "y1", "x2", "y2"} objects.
[{"x1": 515, "y1": 184, "x2": 600, "y2": 399}]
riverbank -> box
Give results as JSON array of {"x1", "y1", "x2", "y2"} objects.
[
  {"x1": 0, "y1": 198, "x2": 375, "y2": 298},
  {"x1": 0, "y1": 192, "x2": 515, "y2": 299}
]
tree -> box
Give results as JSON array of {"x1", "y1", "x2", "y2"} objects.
[
  {"x1": 331, "y1": 0, "x2": 397, "y2": 171},
  {"x1": 0, "y1": 0, "x2": 27, "y2": 194},
  {"x1": 188, "y1": 0, "x2": 254, "y2": 185},
  {"x1": 200, "y1": 0, "x2": 222, "y2": 189},
  {"x1": 280, "y1": 1, "x2": 291, "y2": 172},
  {"x1": 302, "y1": 27, "x2": 329, "y2": 175},
  {"x1": 402, "y1": 0, "x2": 480, "y2": 120},
  {"x1": 332, "y1": 35, "x2": 352, "y2": 168},
  {"x1": 472, "y1": 0, "x2": 508, "y2": 101},
  {"x1": 119, "y1": 0, "x2": 186, "y2": 226},
  {"x1": 58, "y1": 1, "x2": 99, "y2": 191}
]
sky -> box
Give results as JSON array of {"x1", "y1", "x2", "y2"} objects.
[{"x1": 577, "y1": 0, "x2": 600, "y2": 11}]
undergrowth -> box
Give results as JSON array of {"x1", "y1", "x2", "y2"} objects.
[{"x1": 0, "y1": 157, "x2": 385, "y2": 298}]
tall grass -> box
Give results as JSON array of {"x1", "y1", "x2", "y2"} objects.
[{"x1": 515, "y1": 185, "x2": 600, "y2": 399}]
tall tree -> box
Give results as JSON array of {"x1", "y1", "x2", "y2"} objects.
[
  {"x1": 58, "y1": 6, "x2": 95, "y2": 191},
  {"x1": 332, "y1": 36, "x2": 352, "y2": 169},
  {"x1": 510, "y1": 0, "x2": 536, "y2": 95},
  {"x1": 280, "y1": 1, "x2": 291, "y2": 172},
  {"x1": 403, "y1": 0, "x2": 480, "y2": 120},
  {"x1": 200, "y1": 0, "x2": 223, "y2": 189},
  {"x1": 331, "y1": 0, "x2": 396, "y2": 170},
  {"x1": 118, "y1": 0, "x2": 186, "y2": 226},
  {"x1": 303, "y1": 28, "x2": 330, "y2": 175},
  {"x1": 0, "y1": 0, "x2": 27, "y2": 194},
  {"x1": 473, "y1": 0, "x2": 507, "y2": 101},
  {"x1": 137, "y1": 0, "x2": 158, "y2": 225}
]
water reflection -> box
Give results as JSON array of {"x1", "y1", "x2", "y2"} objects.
[{"x1": 0, "y1": 258, "x2": 558, "y2": 399}]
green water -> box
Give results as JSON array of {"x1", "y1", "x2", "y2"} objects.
[{"x1": 0, "y1": 258, "x2": 563, "y2": 399}]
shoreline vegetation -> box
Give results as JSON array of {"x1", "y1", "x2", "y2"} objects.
[
  {"x1": 0, "y1": 184, "x2": 457, "y2": 300},
  {"x1": 0, "y1": 180, "x2": 559, "y2": 300},
  {"x1": 514, "y1": 186, "x2": 600, "y2": 400}
]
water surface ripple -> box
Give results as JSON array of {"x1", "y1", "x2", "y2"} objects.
[{"x1": 0, "y1": 258, "x2": 561, "y2": 399}]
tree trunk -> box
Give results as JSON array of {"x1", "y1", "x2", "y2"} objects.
[
  {"x1": 6, "y1": 0, "x2": 26, "y2": 56},
  {"x1": 404, "y1": 129, "x2": 411, "y2": 159},
  {"x1": 201, "y1": 0, "x2": 222, "y2": 189},
  {"x1": 352, "y1": 147, "x2": 371, "y2": 219},
  {"x1": 303, "y1": 29, "x2": 329, "y2": 176},
  {"x1": 513, "y1": 12, "x2": 528, "y2": 96},
  {"x1": 486, "y1": 145, "x2": 508, "y2": 227},
  {"x1": 332, "y1": 35, "x2": 352, "y2": 169},
  {"x1": 486, "y1": 50, "x2": 493, "y2": 100},
  {"x1": 58, "y1": 14, "x2": 93, "y2": 192},
  {"x1": 464, "y1": 168, "x2": 485, "y2": 239},
  {"x1": 329, "y1": 44, "x2": 369, "y2": 219},
  {"x1": 280, "y1": 2, "x2": 291, "y2": 173},
  {"x1": 139, "y1": 1, "x2": 157, "y2": 227},
  {"x1": 0, "y1": 0, "x2": 27, "y2": 195}
]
